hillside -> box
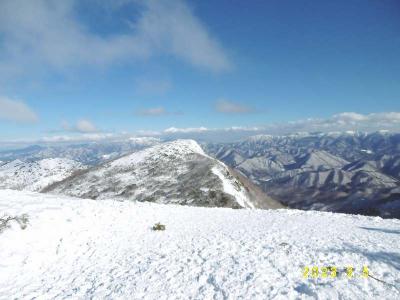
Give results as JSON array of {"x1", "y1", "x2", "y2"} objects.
[
  {"x1": 0, "y1": 189, "x2": 399, "y2": 299},
  {"x1": 0, "y1": 158, "x2": 85, "y2": 192},
  {"x1": 45, "y1": 140, "x2": 281, "y2": 209},
  {"x1": 206, "y1": 132, "x2": 400, "y2": 218}
]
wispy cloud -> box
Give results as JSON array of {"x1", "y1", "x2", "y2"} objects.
[
  {"x1": 62, "y1": 119, "x2": 99, "y2": 133},
  {"x1": 4, "y1": 132, "x2": 161, "y2": 146},
  {"x1": 137, "y1": 107, "x2": 168, "y2": 116},
  {"x1": 0, "y1": 96, "x2": 38, "y2": 123},
  {"x1": 40, "y1": 133, "x2": 115, "y2": 143},
  {"x1": 136, "y1": 129, "x2": 163, "y2": 136},
  {"x1": 75, "y1": 119, "x2": 98, "y2": 133},
  {"x1": 0, "y1": 0, "x2": 231, "y2": 80},
  {"x1": 285, "y1": 112, "x2": 400, "y2": 132},
  {"x1": 136, "y1": 107, "x2": 182, "y2": 116},
  {"x1": 164, "y1": 126, "x2": 208, "y2": 133},
  {"x1": 137, "y1": 0, "x2": 231, "y2": 72},
  {"x1": 215, "y1": 99, "x2": 254, "y2": 114}
]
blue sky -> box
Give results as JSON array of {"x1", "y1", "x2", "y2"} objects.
[{"x1": 0, "y1": 0, "x2": 399, "y2": 143}]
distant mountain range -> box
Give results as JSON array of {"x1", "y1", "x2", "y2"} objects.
[
  {"x1": 1, "y1": 132, "x2": 399, "y2": 217},
  {"x1": 0, "y1": 137, "x2": 161, "y2": 165},
  {"x1": 205, "y1": 131, "x2": 400, "y2": 218}
]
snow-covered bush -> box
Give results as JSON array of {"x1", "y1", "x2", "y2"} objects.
[{"x1": 0, "y1": 214, "x2": 29, "y2": 233}]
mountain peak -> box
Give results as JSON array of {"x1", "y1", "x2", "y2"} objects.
[
  {"x1": 159, "y1": 139, "x2": 205, "y2": 155},
  {"x1": 109, "y1": 139, "x2": 205, "y2": 169}
]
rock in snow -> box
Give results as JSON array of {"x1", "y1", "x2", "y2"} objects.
[{"x1": 0, "y1": 189, "x2": 399, "y2": 299}]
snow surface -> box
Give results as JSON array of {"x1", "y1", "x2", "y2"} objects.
[
  {"x1": 109, "y1": 139, "x2": 205, "y2": 169},
  {"x1": 212, "y1": 165, "x2": 255, "y2": 209},
  {"x1": 0, "y1": 158, "x2": 85, "y2": 192},
  {"x1": 0, "y1": 189, "x2": 399, "y2": 299}
]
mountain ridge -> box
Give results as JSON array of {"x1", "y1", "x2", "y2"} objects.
[
  {"x1": 206, "y1": 131, "x2": 400, "y2": 218},
  {"x1": 44, "y1": 140, "x2": 282, "y2": 209}
]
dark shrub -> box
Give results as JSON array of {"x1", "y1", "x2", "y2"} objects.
[{"x1": 152, "y1": 222, "x2": 166, "y2": 231}]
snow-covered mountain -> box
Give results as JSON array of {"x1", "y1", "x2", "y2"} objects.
[
  {"x1": 205, "y1": 131, "x2": 400, "y2": 218},
  {"x1": 45, "y1": 140, "x2": 281, "y2": 209},
  {"x1": 2, "y1": 132, "x2": 399, "y2": 216},
  {"x1": 0, "y1": 137, "x2": 160, "y2": 165},
  {"x1": 1, "y1": 189, "x2": 399, "y2": 299},
  {"x1": 0, "y1": 158, "x2": 85, "y2": 192}
]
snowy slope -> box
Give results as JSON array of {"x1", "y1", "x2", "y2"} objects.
[
  {"x1": 0, "y1": 189, "x2": 399, "y2": 299},
  {"x1": 0, "y1": 158, "x2": 85, "y2": 192},
  {"x1": 207, "y1": 133, "x2": 400, "y2": 218},
  {"x1": 46, "y1": 140, "x2": 278, "y2": 209}
]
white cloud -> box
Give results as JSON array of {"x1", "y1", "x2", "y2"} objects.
[
  {"x1": 0, "y1": 96, "x2": 38, "y2": 123},
  {"x1": 287, "y1": 112, "x2": 400, "y2": 132},
  {"x1": 363, "y1": 112, "x2": 400, "y2": 123},
  {"x1": 40, "y1": 133, "x2": 114, "y2": 143},
  {"x1": 137, "y1": 107, "x2": 168, "y2": 116},
  {"x1": 163, "y1": 126, "x2": 261, "y2": 134},
  {"x1": 26, "y1": 132, "x2": 161, "y2": 145},
  {"x1": 137, "y1": 0, "x2": 231, "y2": 72},
  {"x1": 164, "y1": 126, "x2": 209, "y2": 133},
  {"x1": 62, "y1": 119, "x2": 98, "y2": 133},
  {"x1": 136, "y1": 106, "x2": 182, "y2": 116},
  {"x1": 161, "y1": 126, "x2": 266, "y2": 142},
  {"x1": 76, "y1": 119, "x2": 98, "y2": 133},
  {"x1": 52, "y1": 111, "x2": 400, "y2": 143},
  {"x1": 160, "y1": 112, "x2": 400, "y2": 141},
  {"x1": 7, "y1": 130, "x2": 160, "y2": 145},
  {"x1": 332, "y1": 112, "x2": 368, "y2": 123},
  {"x1": 3, "y1": 111, "x2": 400, "y2": 145},
  {"x1": 215, "y1": 99, "x2": 254, "y2": 114},
  {"x1": 136, "y1": 129, "x2": 162, "y2": 136},
  {"x1": 0, "y1": 0, "x2": 231, "y2": 79},
  {"x1": 224, "y1": 126, "x2": 261, "y2": 131}
]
